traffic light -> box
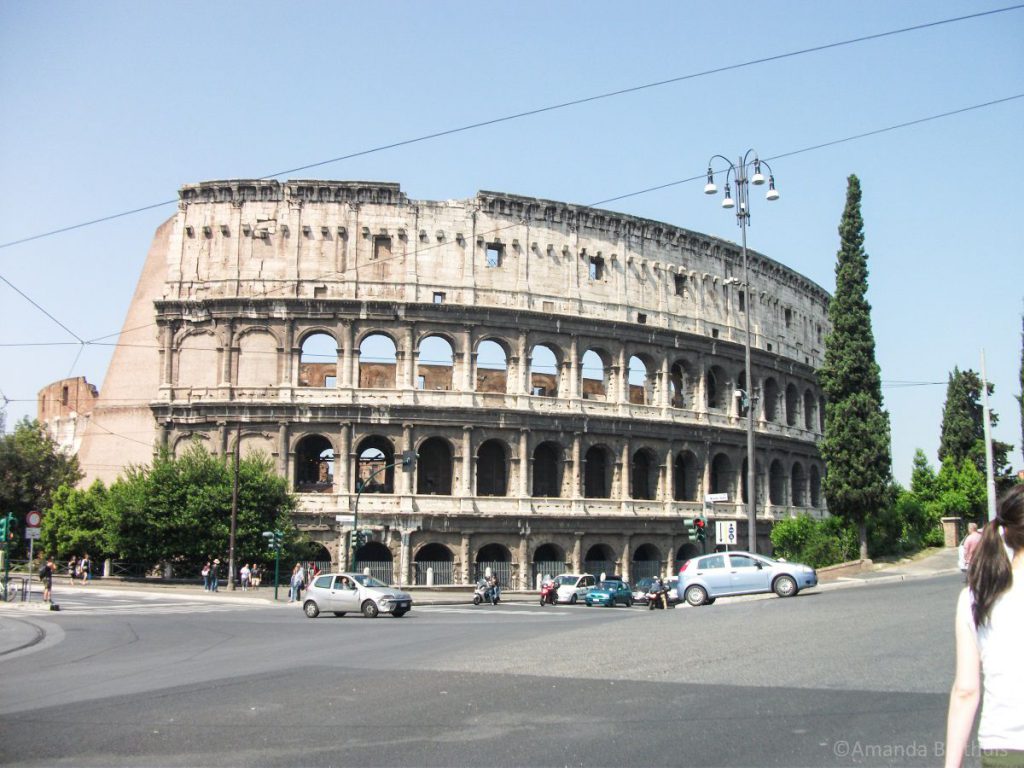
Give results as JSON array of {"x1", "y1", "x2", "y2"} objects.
[
  {"x1": 262, "y1": 530, "x2": 283, "y2": 551},
  {"x1": 0, "y1": 516, "x2": 7, "y2": 541},
  {"x1": 694, "y1": 515, "x2": 707, "y2": 543}
]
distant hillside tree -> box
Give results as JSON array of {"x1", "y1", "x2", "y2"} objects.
[
  {"x1": 818, "y1": 175, "x2": 893, "y2": 560},
  {"x1": 939, "y1": 367, "x2": 1013, "y2": 489}
]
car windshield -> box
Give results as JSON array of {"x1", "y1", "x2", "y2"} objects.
[
  {"x1": 351, "y1": 575, "x2": 388, "y2": 588},
  {"x1": 597, "y1": 581, "x2": 621, "y2": 589},
  {"x1": 554, "y1": 575, "x2": 578, "y2": 586}
]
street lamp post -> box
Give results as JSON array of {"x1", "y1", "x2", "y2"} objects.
[{"x1": 704, "y1": 150, "x2": 779, "y2": 554}]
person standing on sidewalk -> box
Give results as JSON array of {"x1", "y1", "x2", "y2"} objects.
[
  {"x1": 240, "y1": 563, "x2": 251, "y2": 591},
  {"x1": 39, "y1": 557, "x2": 54, "y2": 603},
  {"x1": 209, "y1": 559, "x2": 220, "y2": 592},
  {"x1": 201, "y1": 560, "x2": 211, "y2": 590},
  {"x1": 962, "y1": 522, "x2": 983, "y2": 571},
  {"x1": 945, "y1": 485, "x2": 1024, "y2": 768}
]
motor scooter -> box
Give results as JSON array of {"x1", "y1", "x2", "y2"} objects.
[
  {"x1": 646, "y1": 584, "x2": 669, "y2": 610},
  {"x1": 539, "y1": 580, "x2": 558, "y2": 606},
  {"x1": 473, "y1": 579, "x2": 500, "y2": 605}
]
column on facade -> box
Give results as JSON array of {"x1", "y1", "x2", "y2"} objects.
[
  {"x1": 460, "y1": 533, "x2": 471, "y2": 584},
  {"x1": 570, "y1": 432, "x2": 582, "y2": 499},
  {"x1": 218, "y1": 422, "x2": 229, "y2": 456},
  {"x1": 400, "y1": 326, "x2": 415, "y2": 389},
  {"x1": 277, "y1": 422, "x2": 289, "y2": 481},
  {"x1": 460, "y1": 326, "x2": 474, "y2": 392},
  {"x1": 518, "y1": 535, "x2": 529, "y2": 591},
  {"x1": 754, "y1": 372, "x2": 766, "y2": 423},
  {"x1": 337, "y1": 423, "x2": 351, "y2": 497},
  {"x1": 461, "y1": 426, "x2": 472, "y2": 496},
  {"x1": 402, "y1": 423, "x2": 415, "y2": 494},
  {"x1": 616, "y1": 346, "x2": 628, "y2": 404},
  {"x1": 695, "y1": 354, "x2": 707, "y2": 417},
  {"x1": 517, "y1": 330, "x2": 529, "y2": 394},
  {"x1": 338, "y1": 321, "x2": 353, "y2": 389},
  {"x1": 220, "y1": 324, "x2": 234, "y2": 388},
  {"x1": 659, "y1": 357, "x2": 671, "y2": 408},
  {"x1": 619, "y1": 440, "x2": 631, "y2": 501},
  {"x1": 621, "y1": 534, "x2": 632, "y2": 584},
  {"x1": 701, "y1": 445, "x2": 712, "y2": 499},
  {"x1": 571, "y1": 533, "x2": 583, "y2": 574},
  {"x1": 663, "y1": 445, "x2": 675, "y2": 503},
  {"x1": 284, "y1": 322, "x2": 297, "y2": 388},
  {"x1": 519, "y1": 429, "x2": 530, "y2": 497},
  {"x1": 161, "y1": 325, "x2": 174, "y2": 387},
  {"x1": 568, "y1": 336, "x2": 580, "y2": 399}
]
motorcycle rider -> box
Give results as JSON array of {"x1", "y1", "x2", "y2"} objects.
[
  {"x1": 486, "y1": 573, "x2": 501, "y2": 604},
  {"x1": 649, "y1": 575, "x2": 669, "y2": 610}
]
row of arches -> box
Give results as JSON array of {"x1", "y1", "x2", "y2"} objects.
[{"x1": 293, "y1": 431, "x2": 824, "y2": 507}]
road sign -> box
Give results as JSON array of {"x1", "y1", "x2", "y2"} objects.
[
  {"x1": 25, "y1": 527, "x2": 41, "y2": 540},
  {"x1": 334, "y1": 514, "x2": 356, "y2": 525},
  {"x1": 26, "y1": 511, "x2": 41, "y2": 527},
  {"x1": 716, "y1": 520, "x2": 738, "y2": 546},
  {"x1": 704, "y1": 492, "x2": 729, "y2": 503}
]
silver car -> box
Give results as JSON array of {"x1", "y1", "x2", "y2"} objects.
[
  {"x1": 677, "y1": 551, "x2": 817, "y2": 606},
  {"x1": 303, "y1": 572, "x2": 413, "y2": 618}
]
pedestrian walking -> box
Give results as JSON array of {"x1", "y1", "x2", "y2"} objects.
[
  {"x1": 240, "y1": 563, "x2": 251, "y2": 591},
  {"x1": 39, "y1": 557, "x2": 54, "y2": 603},
  {"x1": 80, "y1": 553, "x2": 91, "y2": 584},
  {"x1": 944, "y1": 485, "x2": 1024, "y2": 767},
  {"x1": 209, "y1": 559, "x2": 220, "y2": 592},
  {"x1": 289, "y1": 563, "x2": 305, "y2": 603},
  {"x1": 67, "y1": 555, "x2": 78, "y2": 584},
  {"x1": 201, "y1": 560, "x2": 211, "y2": 590},
  {"x1": 251, "y1": 564, "x2": 261, "y2": 590}
]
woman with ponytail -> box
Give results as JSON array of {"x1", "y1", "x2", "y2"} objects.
[{"x1": 945, "y1": 484, "x2": 1024, "y2": 768}]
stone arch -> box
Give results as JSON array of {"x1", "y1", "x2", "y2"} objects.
[
  {"x1": 476, "y1": 439, "x2": 508, "y2": 496},
  {"x1": 476, "y1": 338, "x2": 509, "y2": 393},
  {"x1": 785, "y1": 383, "x2": 799, "y2": 427},
  {"x1": 176, "y1": 330, "x2": 218, "y2": 388},
  {"x1": 529, "y1": 343, "x2": 561, "y2": 397},
  {"x1": 236, "y1": 328, "x2": 279, "y2": 387},
  {"x1": 239, "y1": 432, "x2": 274, "y2": 460},
  {"x1": 355, "y1": 435, "x2": 395, "y2": 493},
  {"x1": 475, "y1": 542, "x2": 513, "y2": 584},
  {"x1": 353, "y1": 541, "x2": 393, "y2": 580},
  {"x1": 669, "y1": 358, "x2": 697, "y2": 409},
  {"x1": 810, "y1": 465, "x2": 823, "y2": 507},
  {"x1": 295, "y1": 434, "x2": 334, "y2": 491},
  {"x1": 769, "y1": 459, "x2": 786, "y2": 505},
  {"x1": 631, "y1": 542, "x2": 663, "y2": 581},
  {"x1": 415, "y1": 542, "x2": 454, "y2": 562},
  {"x1": 706, "y1": 365, "x2": 728, "y2": 411},
  {"x1": 627, "y1": 354, "x2": 655, "y2": 405},
  {"x1": 298, "y1": 331, "x2": 337, "y2": 388},
  {"x1": 763, "y1": 378, "x2": 780, "y2": 422},
  {"x1": 173, "y1": 434, "x2": 209, "y2": 457},
  {"x1": 710, "y1": 453, "x2": 732, "y2": 496},
  {"x1": 583, "y1": 445, "x2": 612, "y2": 498},
  {"x1": 532, "y1": 441, "x2": 564, "y2": 497},
  {"x1": 359, "y1": 332, "x2": 397, "y2": 388},
  {"x1": 792, "y1": 462, "x2": 807, "y2": 506},
  {"x1": 583, "y1": 544, "x2": 617, "y2": 578},
  {"x1": 417, "y1": 436, "x2": 453, "y2": 495},
  {"x1": 673, "y1": 450, "x2": 700, "y2": 501},
  {"x1": 416, "y1": 334, "x2": 454, "y2": 391},
  {"x1": 676, "y1": 542, "x2": 701, "y2": 566},
  {"x1": 414, "y1": 542, "x2": 455, "y2": 586},
  {"x1": 580, "y1": 348, "x2": 611, "y2": 401},
  {"x1": 630, "y1": 447, "x2": 658, "y2": 500}
]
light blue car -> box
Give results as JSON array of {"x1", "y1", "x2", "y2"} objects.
[{"x1": 677, "y1": 551, "x2": 817, "y2": 606}]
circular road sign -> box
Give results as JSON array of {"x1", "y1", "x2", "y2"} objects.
[{"x1": 26, "y1": 510, "x2": 41, "y2": 527}]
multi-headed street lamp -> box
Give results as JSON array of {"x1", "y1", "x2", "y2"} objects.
[{"x1": 704, "y1": 150, "x2": 779, "y2": 553}]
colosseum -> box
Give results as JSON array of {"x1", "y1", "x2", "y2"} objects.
[{"x1": 70, "y1": 179, "x2": 830, "y2": 589}]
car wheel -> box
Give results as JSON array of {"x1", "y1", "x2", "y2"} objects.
[
  {"x1": 361, "y1": 600, "x2": 380, "y2": 618},
  {"x1": 773, "y1": 575, "x2": 798, "y2": 598},
  {"x1": 303, "y1": 600, "x2": 320, "y2": 618},
  {"x1": 684, "y1": 585, "x2": 708, "y2": 607},
  {"x1": 392, "y1": 608, "x2": 408, "y2": 617},
  {"x1": 705, "y1": 598, "x2": 716, "y2": 605},
  {"x1": 626, "y1": 597, "x2": 633, "y2": 607},
  {"x1": 569, "y1": 594, "x2": 578, "y2": 605},
  {"x1": 332, "y1": 611, "x2": 346, "y2": 617}
]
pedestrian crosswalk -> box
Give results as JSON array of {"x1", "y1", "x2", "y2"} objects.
[{"x1": 38, "y1": 595, "x2": 261, "y2": 616}]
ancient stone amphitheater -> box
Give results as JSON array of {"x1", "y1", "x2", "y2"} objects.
[{"x1": 73, "y1": 179, "x2": 829, "y2": 588}]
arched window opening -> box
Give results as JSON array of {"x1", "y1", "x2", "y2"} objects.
[
  {"x1": 741, "y1": 458, "x2": 762, "y2": 505},
  {"x1": 295, "y1": 435, "x2": 334, "y2": 492},
  {"x1": 532, "y1": 543, "x2": 566, "y2": 584},
  {"x1": 675, "y1": 543, "x2": 701, "y2": 570},
  {"x1": 769, "y1": 460, "x2": 786, "y2": 505},
  {"x1": 810, "y1": 466, "x2": 822, "y2": 507},
  {"x1": 532, "y1": 442, "x2": 563, "y2": 498},
  {"x1": 359, "y1": 333, "x2": 397, "y2": 388},
  {"x1": 630, "y1": 449, "x2": 657, "y2": 500},
  {"x1": 669, "y1": 361, "x2": 694, "y2": 409},
  {"x1": 628, "y1": 356, "x2": 652, "y2": 405},
  {"x1": 476, "y1": 439, "x2": 508, "y2": 496},
  {"x1": 710, "y1": 453, "x2": 732, "y2": 496},
  {"x1": 803, "y1": 389, "x2": 816, "y2": 431},
  {"x1": 674, "y1": 451, "x2": 699, "y2": 501},
  {"x1": 415, "y1": 542, "x2": 454, "y2": 586},
  {"x1": 785, "y1": 384, "x2": 799, "y2": 427},
  {"x1": 476, "y1": 339, "x2": 508, "y2": 393},
  {"x1": 353, "y1": 541, "x2": 393, "y2": 584},
  {"x1": 632, "y1": 543, "x2": 662, "y2": 581},
  {"x1": 299, "y1": 332, "x2": 337, "y2": 388},
  {"x1": 792, "y1": 463, "x2": 807, "y2": 506},
  {"x1": 417, "y1": 437, "x2": 453, "y2": 495},
  {"x1": 583, "y1": 446, "x2": 611, "y2": 498},
  {"x1": 475, "y1": 543, "x2": 512, "y2": 585},
  {"x1": 529, "y1": 344, "x2": 559, "y2": 397},
  {"x1": 417, "y1": 335, "x2": 454, "y2": 391},
  {"x1": 584, "y1": 544, "x2": 616, "y2": 580},
  {"x1": 763, "y1": 378, "x2": 780, "y2": 422},
  {"x1": 706, "y1": 366, "x2": 728, "y2": 410},
  {"x1": 355, "y1": 438, "x2": 394, "y2": 494},
  {"x1": 737, "y1": 370, "x2": 750, "y2": 417},
  {"x1": 580, "y1": 349, "x2": 609, "y2": 400}
]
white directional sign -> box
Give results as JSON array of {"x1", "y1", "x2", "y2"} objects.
[
  {"x1": 25, "y1": 527, "x2": 41, "y2": 540},
  {"x1": 334, "y1": 514, "x2": 356, "y2": 525},
  {"x1": 704, "y1": 492, "x2": 729, "y2": 503},
  {"x1": 716, "y1": 520, "x2": 738, "y2": 546}
]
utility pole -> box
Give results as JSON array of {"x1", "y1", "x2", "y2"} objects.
[
  {"x1": 228, "y1": 423, "x2": 240, "y2": 589},
  {"x1": 980, "y1": 350, "x2": 997, "y2": 522}
]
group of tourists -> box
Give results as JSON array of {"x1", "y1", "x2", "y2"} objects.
[
  {"x1": 66, "y1": 554, "x2": 92, "y2": 583},
  {"x1": 288, "y1": 562, "x2": 320, "y2": 602},
  {"x1": 200, "y1": 559, "x2": 265, "y2": 591}
]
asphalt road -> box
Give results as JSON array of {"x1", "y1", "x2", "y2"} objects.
[{"x1": 0, "y1": 574, "x2": 966, "y2": 768}]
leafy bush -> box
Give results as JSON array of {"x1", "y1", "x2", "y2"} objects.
[{"x1": 770, "y1": 514, "x2": 857, "y2": 569}]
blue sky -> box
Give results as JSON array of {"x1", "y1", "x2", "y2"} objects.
[{"x1": 1, "y1": 1, "x2": 1021, "y2": 485}]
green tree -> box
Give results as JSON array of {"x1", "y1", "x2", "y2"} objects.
[
  {"x1": 909, "y1": 449, "x2": 938, "y2": 504},
  {"x1": 934, "y1": 456, "x2": 987, "y2": 522},
  {"x1": 0, "y1": 418, "x2": 82, "y2": 556},
  {"x1": 818, "y1": 175, "x2": 893, "y2": 560},
  {"x1": 40, "y1": 481, "x2": 110, "y2": 560},
  {"x1": 939, "y1": 368, "x2": 984, "y2": 467}
]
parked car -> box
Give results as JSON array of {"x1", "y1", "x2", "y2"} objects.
[
  {"x1": 302, "y1": 573, "x2": 413, "y2": 618},
  {"x1": 584, "y1": 579, "x2": 634, "y2": 607},
  {"x1": 553, "y1": 573, "x2": 596, "y2": 604},
  {"x1": 677, "y1": 551, "x2": 817, "y2": 606},
  {"x1": 632, "y1": 577, "x2": 681, "y2": 606}
]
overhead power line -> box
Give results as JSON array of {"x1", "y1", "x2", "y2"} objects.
[{"x1": 0, "y1": 3, "x2": 1020, "y2": 253}]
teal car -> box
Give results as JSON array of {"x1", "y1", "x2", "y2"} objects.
[{"x1": 584, "y1": 579, "x2": 634, "y2": 607}]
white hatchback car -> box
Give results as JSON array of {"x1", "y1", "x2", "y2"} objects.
[
  {"x1": 303, "y1": 573, "x2": 413, "y2": 619},
  {"x1": 552, "y1": 573, "x2": 596, "y2": 604}
]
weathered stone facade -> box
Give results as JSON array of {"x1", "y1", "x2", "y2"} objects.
[
  {"x1": 37, "y1": 376, "x2": 98, "y2": 455},
  {"x1": 75, "y1": 179, "x2": 830, "y2": 588}
]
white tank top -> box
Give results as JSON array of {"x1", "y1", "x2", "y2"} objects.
[{"x1": 974, "y1": 575, "x2": 1024, "y2": 750}]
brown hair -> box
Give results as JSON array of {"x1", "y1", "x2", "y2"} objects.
[{"x1": 968, "y1": 484, "x2": 1024, "y2": 626}]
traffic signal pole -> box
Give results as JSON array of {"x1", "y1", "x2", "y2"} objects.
[{"x1": 346, "y1": 452, "x2": 414, "y2": 572}]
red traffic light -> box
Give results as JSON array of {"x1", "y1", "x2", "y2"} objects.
[{"x1": 694, "y1": 518, "x2": 705, "y2": 529}]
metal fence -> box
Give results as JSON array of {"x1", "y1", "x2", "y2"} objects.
[
  {"x1": 630, "y1": 560, "x2": 663, "y2": 581},
  {"x1": 584, "y1": 560, "x2": 617, "y2": 580},
  {"x1": 414, "y1": 561, "x2": 455, "y2": 586},
  {"x1": 532, "y1": 561, "x2": 565, "y2": 584},
  {"x1": 353, "y1": 559, "x2": 393, "y2": 584},
  {"x1": 474, "y1": 560, "x2": 512, "y2": 587}
]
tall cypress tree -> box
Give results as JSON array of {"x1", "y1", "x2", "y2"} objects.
[
  {"x1": 818, "y1": 175, "x2": 893, "y2": 559},
  {"x1": 939, "y1": 368, "x2": 984, "y2": 467}
]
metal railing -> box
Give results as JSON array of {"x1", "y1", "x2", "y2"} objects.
[
  {"x1": 474, "y1": 560, "x2": 512, "y2": 587},
  {"x1": 532, "y1": 561, "x2": 565, "y2": 584},
  {"x1": 414, "y1": 561, "x2": 455, "y2": 586},
  {"x1": 630, "y1": 560, "x2": 663, "y2": 581},
  {"x1": 584, "y1": 560, "x2": 617, "y2": 580},
  {"x1": 353, "y1": 559, "x2": 392, "y2": 584}
]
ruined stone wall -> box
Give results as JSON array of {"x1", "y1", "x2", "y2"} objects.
[{"x1": 37, "y1": 376, "x2": 98, "y2": 455}]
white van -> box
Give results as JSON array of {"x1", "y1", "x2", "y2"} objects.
[{"x1": 553, "y1": 573, "x2": 596, "y2": 604}]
